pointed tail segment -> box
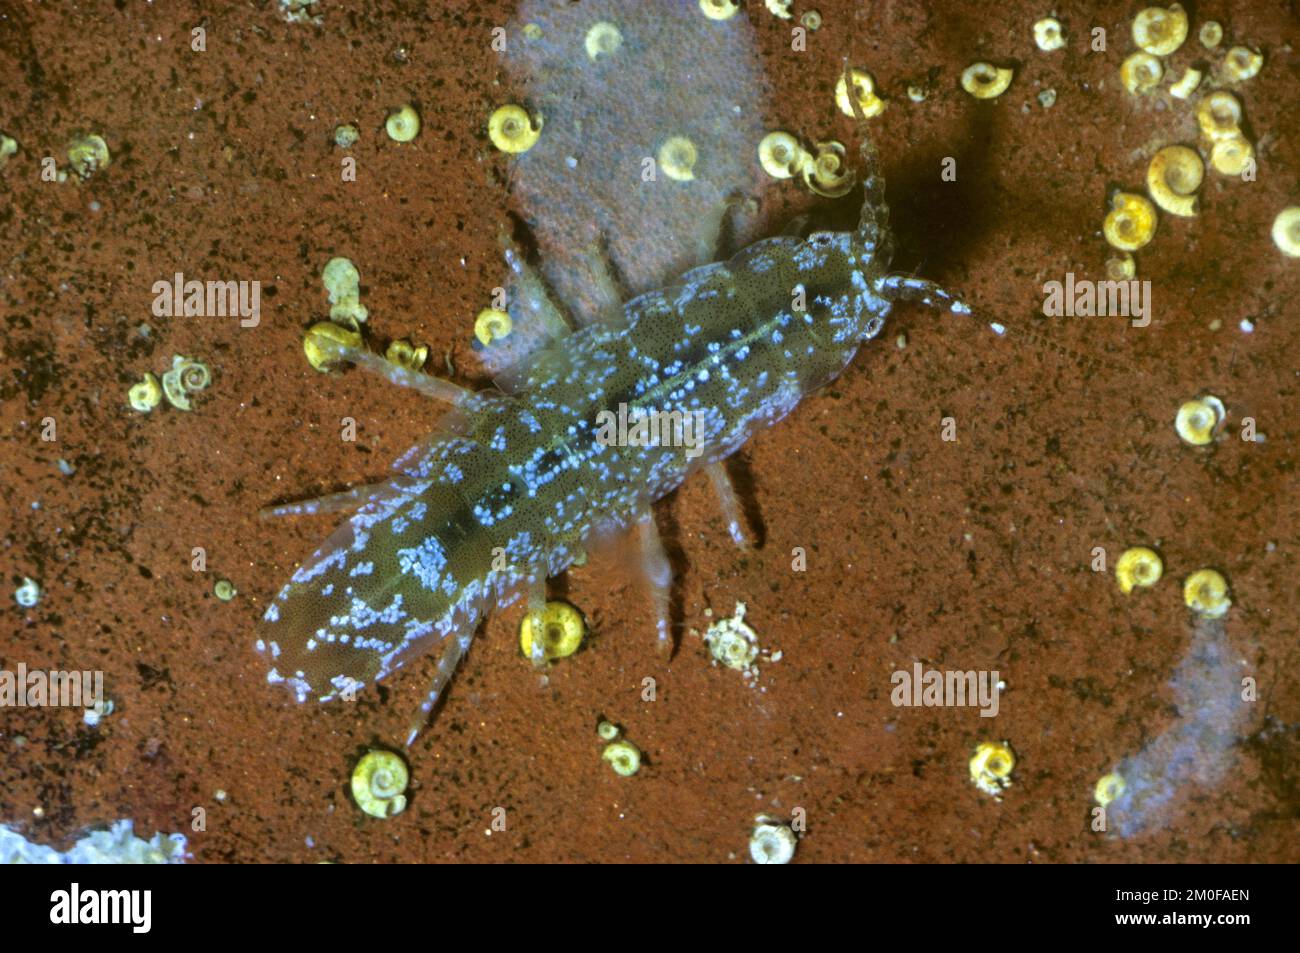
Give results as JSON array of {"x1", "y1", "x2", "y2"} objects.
[{"x1": 311, "y1": 331, "x2": 473, "y2": 404}]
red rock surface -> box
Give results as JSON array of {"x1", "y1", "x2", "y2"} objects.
[{"x1": 0, "y1": 0, "x2": 1295, "y2": 862}]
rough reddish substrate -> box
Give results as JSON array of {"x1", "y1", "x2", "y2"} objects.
[{"x1": 0, "y1": 0, "x2": 1296, "y2": 863}]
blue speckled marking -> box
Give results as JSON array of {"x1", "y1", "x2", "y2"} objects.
[{"x1": 255, "y1": 3, "x2": 969, "y2": 742}]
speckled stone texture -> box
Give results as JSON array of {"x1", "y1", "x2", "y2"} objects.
[{"x1": 0, "y1": 0, "x2": 1296, "y2": 862}]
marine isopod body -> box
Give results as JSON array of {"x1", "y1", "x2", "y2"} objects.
[{"x1": 257, "y1": 23, "x2": 967, "y2": 745}]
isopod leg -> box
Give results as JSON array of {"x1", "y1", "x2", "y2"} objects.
[
  {"x1": 858, "y1": 138, "x2": 889, "y2": 229},
  {"x1": 780, "y1": 213, "x2": 810, "y2": 239},
  {"x1": 316, "y1": 335, "x2": 472, "y2": 404},
  {"x1": 878, "y1": 274, "x2": 972, "y2": 315},
  {"x1": 705, "y1": 462, "x2": 751, "y2": 550},
  {"x1": 259, "y1": 476, "x2": 421, "y2": 519},
  {"x1": 503, "y1": 238, "x2": 576, "y2": 337},
  {"x1": 404, "y1": 633, "x2": 473, "y2": 747},
  {"x1": 637, "y1": 511, "x2": 674, "y2": 657},
  {"x1": 525, "y1": 575, "x2": 548, "y2": 669},
  {"x1": 484, "y1": 236, "x2": 577, "y2": 389},
  {"x1": 566, "y1": 242, "x2": 628, "y2": 328}
]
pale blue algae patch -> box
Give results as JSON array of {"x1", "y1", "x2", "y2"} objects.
[
  {"x1": 1104, "y1": 617, "x2": 1250, "y2": 838},
  {"x1": 0, "y1": 819, "x2": 188, "y2": 863}
]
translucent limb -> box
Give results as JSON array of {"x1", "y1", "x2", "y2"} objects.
[
  {"x1": 877, "y1": 273, "x2": 972, "y2": 315},
  {"x1": 315, "y1": 334, "x2": 472, "y2": 403},
  {"x1": 562, "y1": 242, "x2": 627, "y2": 329},
  {"x1": 706, "y1": 461, "x2": 751, "y2": 549},
  {"x1": 259, "y1": 476, "x2": 422, "y2": 519},
  {"x1": 780, "y1": 213, "x2": 811, "y2": 238},
  {"x1": 503, "y1": 238, "x2": 576, "y2": 338},
  {"x1": 857, "y1": 138, "x2": 890, "y2": 235},
  {"x1": 840, "y1": 62, "x2": 894, "y2": 263},
  {"x1": 484, "y1": 237, "x2": 577, "y2": 390},
  {"x1": 638, "y1": 510, "x2": 674, "y2": 657},
  {"x1": 404, "y1": 632, "x2": 473, "y2": 747},
  {"x1": 525, "y1": 575, "x2": 549, "y2": 669}
]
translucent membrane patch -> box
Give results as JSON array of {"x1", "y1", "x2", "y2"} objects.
[
  {"x1": 501, "y1": 0, "x2": 770, "y2": 330},
  {"x1": 1104, "y1": 617, "x2": 1250, "y2": 837}
]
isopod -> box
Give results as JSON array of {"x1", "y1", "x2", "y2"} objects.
[{"x1": 256, "y1": 6, "x2": 969, "y2": 746}]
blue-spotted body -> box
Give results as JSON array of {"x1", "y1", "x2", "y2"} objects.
[
  {"x1": 256, "y1": 1, "x2": 968, "y2": 743},
  {"x1": 256, "y1": 178, "x2": 967, "y2": 741}
]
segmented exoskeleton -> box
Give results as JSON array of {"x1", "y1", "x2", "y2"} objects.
[{"x1": 256, "y1": 4, "x2": 969, "y2": 744}]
